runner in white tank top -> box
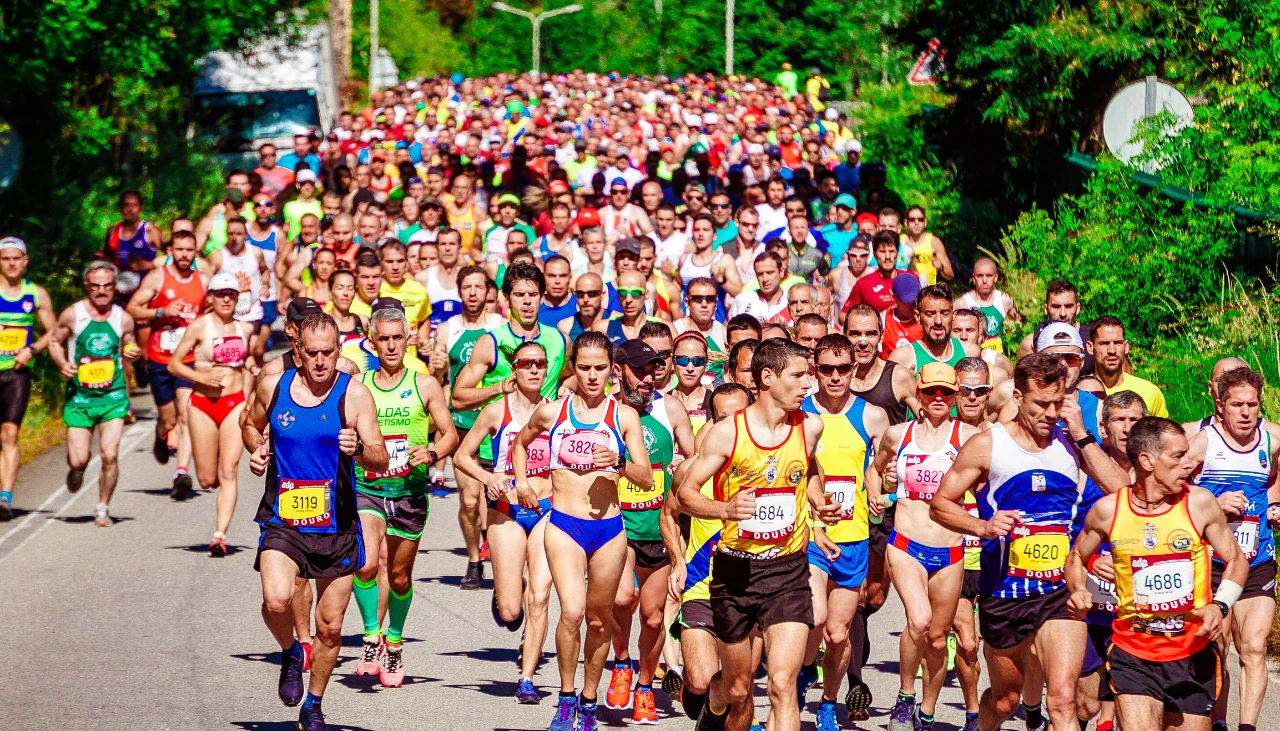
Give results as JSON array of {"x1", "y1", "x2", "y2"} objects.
[{"x1": 215, "y1": 243, "x2": 265, "y2": 323}]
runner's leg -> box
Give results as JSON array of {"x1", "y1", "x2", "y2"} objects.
[
  {"x1": 954, "y1": 595, "x2": 981, "y2": 716},
  {"x1": 174, "y1": 388, "x2": 193, "y2": 472},
  {"x1": 213, "y1": 402, "x2": 245, "y2": 537},
  {"x1": 546, "y1": 522, "x2": 591, "y2": 695},
  {"x1": 762, "y1": 621, "x2": 810, "y2": 731},
  {"x1": 821, "y1": 583, "x2": 860, "y2": 702},
  {"x1": 260, "y1": 550, "x2": 302, "y2": 649},
  {"x1": 1114, "y1": 694, "x2": 1163, "y2": 731},
  {"x1": 1230, "y1": 595, "x2": 1275, "y2": 730},
  {"x1": 292, "y1": 579, "x2": 313, "y2": 645},
  {"x1": 187, "y1": 403, "x2": 219, "y2": 489},
  {"x1": 1034, "y1": 619, "x2": 1087, "y2": 731},
  {"x1": 802, "y1": 565, "x2": 829, "y2": 668},
  {"x1": 979, "y1": 640, "x2": 1029, "y2": 731},
  {"x1": 635, "y1": 563, "x2": 672, "y2": 686},
  {"x1": 920, "y1": 563, "x2": 963, "y2": 718},
  {"x1": 96, "y1": 417, "x2": 125, "y2": 507},
  {"x1": 522, "y1": 518, "x2": 554, "y2": 680},
  {"x1": 487, "y1": 510, "x2": 528, "y2": 622},
  {"x1": 309, "y1": 574, "x2": 355, "y2": 696},
  {"x1": 886, "y1": 545, "x2": 932, "y2": 699},
  {"x1": 610, "y1": 548, "x2": 638, "y2": 672},
  {"x1": 582, "y1": 532, "x2": 629, "y2": 701},
  {"x1": 456, "y1": 470, "x2": 484, "y2": 562}
]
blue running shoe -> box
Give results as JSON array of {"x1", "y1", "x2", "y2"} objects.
[
  {"x1": 961, "y1": 712, "x2": 980, "y2": 731},
  {"x1": 278, "y1": 642, "x2": 304, "y2": 707},
  {"x1": 297, "y1": 703, "x2": 327, "y2": 731},
  {"x1": 574, "y1": 703, "x2": 598, "y2": 731},
  {"x1": 815, "y1": 701, "x2": 840, "y2": 731},
  {"x1": 549, "y1": 694, "x2": 577, "y2": 731},
  {"x1": 888, "y1": 694, "x2": 915, "y2": 731},
  {"x1": 517, "y1": 677, "x2": 540, "y2": 704},
  {"x1": 430, "y1": 476, "x2": 449, "y2": 498},
  {"x1": 796, "y1": 663, "x2": 819, "y2": 708}
]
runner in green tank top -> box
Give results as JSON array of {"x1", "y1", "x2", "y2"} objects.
[
  {"x1": 48, "y1": 262, "x2": 142, "y2": 526},
  {"x1": 351, "y1": 302, "x2": 459, "y2": 688},
  {"x1": 887, "y1": 284, "x2": 979, "y2": 375}
]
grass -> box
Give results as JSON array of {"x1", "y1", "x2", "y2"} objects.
[{"x1": 17, "y1": 389, "x2": 65, "y2": 468}]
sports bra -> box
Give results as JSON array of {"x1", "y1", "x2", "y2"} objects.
[
  {"x1": 547, "y1": 396, "x2": 627, "y2": 472},
  {"x1": 492, "y1": 394, "x2": 551, "y2": 476},
  {"x1": 895, "y1": 419, "x2": 962, "y2": 502},
  {"x1": 194, "y1": 319, "x2": 249, "y2": 369}
]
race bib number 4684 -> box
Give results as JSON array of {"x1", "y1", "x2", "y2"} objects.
[{"x1": 737, "y1": 487, "x2": 797, "y2": 543}]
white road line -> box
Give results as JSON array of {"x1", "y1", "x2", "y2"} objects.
[{"x1": 0, "y1": 422, "x2": 151, "y2": 564}]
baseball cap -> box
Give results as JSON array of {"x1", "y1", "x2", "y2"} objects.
[
  {"x1": 208, "y1": 272, "x2": 240, "y2": 293},
  {"x1": 891, "y1": 274, "x2": 921, "y2": 304},
  {"x1": 295, "y1": 169, "x2": 318, "y2": 184},
  {"x1": 223, "y1": 187, "x2": 247, "y2": 206},
  {"x1": 286, "y1": 298, "x2": 324, "y2": 323},
  {"x1": 0, "y1": 236, "x2": 26, "y2": 254},
  {"x1": 1035, "y1": 322, "x2": 1085, "y2": 352},
  {"x1": 371, "y1": 297, "x2": 405, "y2": 314},
  {"x1": 496, "y1": 193, "x2": 522, "y2": 209},
  {"x1": 616, "y1": 340, "x2": 662, "y2": 369},
  {"x1": 576, "y1": 207, "x2": 601, "y2": 228},
  {"x1": 746, "y1": 143, "x2": 765, "y2": 156},
  {"x1": 615, "y1": 237, "x2": 641, "y2": 258},
  {"x1": 833, "y1": 193, "x2": 857, "y2": 210},
  {"x1": 609, "y1": 178, "x2": 629, "y2": 191},
  {"x1": 848, "y1": 139, "x2": 863, "y2": 154},
  {"x1": 855, "y1": 212, "x2": 879, "y2": 228},
  {"x1": 548, "y1": 180, "x2": 570, "y2": 195},
  {"x1": 917, "y1": 362, "x2": 958, "y2": 391}
]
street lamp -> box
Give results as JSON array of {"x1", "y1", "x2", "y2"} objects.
[{"x1": 492, "y1": 3, "x2": 583, "y2": 76}]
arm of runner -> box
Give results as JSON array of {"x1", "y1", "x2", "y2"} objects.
[
  {"x1": 512, "y1": 401, "x2": 557, "y2": 497},
  {"x1": 243, "y1": 371, "x2": 280, "y2": 458},
  {"x1": 673, "y1": 419, "x2": 753, "y2": 521},
  {"x1": 450, "y1": 335, "x2": 507, "y2": 410},
  {"x1": 612, "y1": 402, "x2": 653, "y2": 488},
  {"x1": 283, "y1": 248, "x2": 313, "y2": 294},
  {"x1": 1003, "y1": 291, "x2": 1024, "y2": 325},
  {"x1": 932, "y1": 430, "x2": 1013, "y2": 538},
  {"x1": 45, "y1": 307, "x2": 76, "y2": 379},
  {"x1": 416, "y1": 373, "x2": 459, "y2": 464},
  {"x1": 454, "y1": 404, "x2": 508, "y2": 498},
  {"x1": 891, "y1": 361, "x2": 924, "y2": 416},
  {"x1": 342, "y1": 380, "x2": 389, "y2": 474},
  {"x1": 427, "y1": 319, "x2": 450, "y2": 380},
  {"x1": 1062, "y1": 395, "x2": 1129, "y2": 493},
  {"x1": 667, "y1": 396, "x2": 696, "y2": 461},
  {"x1": 718, "y1": 255, "x2": 744, "y2": 297},
  {"x1": 124, "y1": 269, "x2": 163, "y2": 323},
  {"x1": 932, "y1": 237, "x2": 954, "y2": 281},
  {"x1": 167, "y1": 321, "x2": 219, "y2": 390},
  {"x1": 1066, "y1": 494, "x2": 1115, "y2": 618},
  {"x1": 256, "y1": 249, "x2": 271, "y2": 301},
  {"x1": 1192, "y1": 486, "x2": 1245, "y2": 640},
  {"x1": 24, "y1": 285, "x2": 58, "y2": 362},
  {"x1": 866, "y1": 423, "x2": 903, "y2": 516}
]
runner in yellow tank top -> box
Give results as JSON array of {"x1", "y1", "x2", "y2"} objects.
[
  {"x1": 901, "y1": 206, "x2": 952, "y2": 285},
  {"x1": 674, "y1": 338, "x2": 840, "y2": 731},
  {"x1": 1068, "y1": 416, "x2": 1245, "y2": 731}
]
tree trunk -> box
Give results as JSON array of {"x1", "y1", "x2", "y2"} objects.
[{"x1": 329, "y1": 0, "x2": 352, "y2": 87}]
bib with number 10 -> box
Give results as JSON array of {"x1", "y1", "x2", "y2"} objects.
[
  {"x1": 737, "y1": 486, "x2": 797, "y2": 543},
  {"x1": 824, "y1": 476, "x2": 857, "y2": 521},
  {"x1": 557, "y1": 428, "x2": 609, "y2": 470},
  {"x1": 278, "y1": 478, "x2": 333, "y2": 527},
  {"x1": 1006, "y1": 524, "x2": 1070, "y2": 580}
]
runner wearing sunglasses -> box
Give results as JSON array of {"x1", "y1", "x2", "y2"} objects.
[
  {"x1": 558, "y1": 272, "x2": 608, "y2": 341},
  {"x1": 453, "y1": 340, "x2": 557, "y2": 705},
  {"x1": 673, "y1": 278, "x2": 728, "y2": 384},
  {"x1": 867, "y1": 363, "x2": 979, "y2": 731},
  {"x1": 595, "y1": 270, "x2": 656, "y2": 346},
  {"x1": 668, "y1": 332, "x2": 711, "y2": 435}
]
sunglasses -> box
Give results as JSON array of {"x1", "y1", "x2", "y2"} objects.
[
  {"x1": 905, "y1": 217, "x2": 925, "y2": 222},
  {"x1": 1056, "y1": 353, "x2": 1085, "y2": 366},
  {"x1": 710, "y1": 203, "x2": 732, "y2": 210},
  {"x1": 816, "y1": 363, "x2": 854, "y2": 376},
  {"x1": 959, "y1": 385, "x2": 992, "y2": 397},
  {"x1": 686, "y1": 195, "x2": 705, "y2": 201},
  {"x1": 687, "y1": 294, "x2": 717, "y2": 305},
  {"x1": 255, "y1": 201, "x2": 273, "y2": 208},
  {"x1": 575, "y1": 289, "x2": 602, "y2": 299},
  {"x1": 514, "y1": 358, "x2": 548, "y2": 370},
  {"x1": 618, "y1": 288, "x2": 645, "y2": 300},
  {"x1": 674, "y1": 355, "x2": 708, "y2": 367},
  {"x1": 87, "y1": 282, "x2": 116, "y2": 291},
  {"x1": 653, "y1": 349, "x2": 673, "y2": 360},
  {"x1": 921, "y1": 386, "x2": 958, "y2": 397}
]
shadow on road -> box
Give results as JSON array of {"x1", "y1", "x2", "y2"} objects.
[
  {"x1": 164, "y1": 542, "x2": 249, "y2": 556},
  {"x1": 232, "y1": 722, "x2": 376, "y2": 731},
  {"x1": 332, "y1": 672, "x2": 441, "y2": 692},
  {"x1": 58, "y1": 515, "x2": 136, "y2": 525}
]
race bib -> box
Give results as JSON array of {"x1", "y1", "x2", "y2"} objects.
[
  {"x1": 1087, "y1": 572, "x2": 1118, "y2": 613},
  {"x1": 557, "y1": 428, "x2": 609, "y2": 470},
  {"x1": 1229, "y1": 516, "x2": 1260, "y2": 561},
  {"x1": 1132, "y1": 552, "x2": 1195, "y2": 613},
  {"x1": 211, "y1": 335, "x2": 246, "y2": 366},
  {"x1": 737, "y1": 487, "x2": 797, "y2": 543},
  {"x1": 504, "y1": 433, "x2": 551, "y2": 476},
  {"x1": 1006, "y1": 524, "x2": 1069, "y2": 580},
  {"x1": 824, "y1": 476, "x2": 857, "y2": 521},
  {"x1": 0, "y1": 326, "x2": 27, "y2": 355},
  {"x1": 620, "y1": 465, "x2": 665, "y2": 510},
  {"x1": 77, "y1": 357, "x2": 115, "y2": 389},
  {"x1": 903, "y1": 454, "x2": 946, "y2": 501},
  {"x1": 158, "y1": 327, "x2": 186, "y2": 354},
  {"x1": 366, "y1": 434, "x2": 409, "y2": 479},
  {"x1": 277, "y1": 478, "x2": 333, "y2": 527}
]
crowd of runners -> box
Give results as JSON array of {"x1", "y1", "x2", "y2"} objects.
[{"x1": 1, "y1": 69, "x2": 1277, "y2": 731}]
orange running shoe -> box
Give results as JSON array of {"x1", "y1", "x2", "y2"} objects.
[
  {"x1": 632, "y1": 686, "x2": 658, "y2": 725},
  {"x1": 604, "y1": 662, "x2": 634, "y2": 710}
]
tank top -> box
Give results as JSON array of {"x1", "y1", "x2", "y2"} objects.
[
  {"x1": 218, "y1": 244, "x2": 264, "y2": 322},
  {"x1": 256, "y1": 370, "x2": 358, "y2": 535},
  {"x1": 67, "y1": 302, "x2": 127, "y2": 401},
  {"x1": 481, "y1": 323, "x2": 567, "y2": 403},
  {"x1": 851, "y1": 360, "x2": 908, "y2": 425},
  {"x1": 714, "y1": 409, "x2": 811, "y2": 557},
  {"x1": 911, "y1": 337, "x2": 966, "y2": 374},
  {"x1": 955, "y1": 289, "x2": 1010, "y2": 352},
  {"x1": 450, "y1": 204, "x2": 480, "y2": 257},
  {"x1": 492, "y1": 394, "x2": 550, "y2": 477},
  {"x1": 246, "y1": 225, "x2": 279, "y2": 301},
  {"x1": 802, "y1": 396, "x2": 872, "y2": 543},
  {"x1": 0, "y1": 280, "x2": 38, "y2": 371},
  {"x1": 334, "y1": 313, "x2": 365, "y2": 346},
  {"x1": 619, "y1": 393, "x2": 676, "y2": 541},
  {"x1": 1110, "y1": 486, "x2": 1213, "y2": 661},
  {"x1": 447, "y1": 312, "x2": 503, "y2": 434},
  {"x1": 204, "y1": 211, "x2": 227, "y2": 256},
  {"x1": 547, "y1": 396, "x2": 627, "y2": 473},
  {"x1": 146, "y1": 265, "x2": 205, "y2": 365},
  {"x1": 679, "y1": 250, "x2": 723, "y2": 287},
  {"x1": 977, "y1": 422, "x2": 1081, "y2": 598},
  {"x1": 1195, "y1": 423, "x2": 1274, "y2": 566},
  {"x1": 895, "y1": 419, "x2": 963, "y2": 503},
  {"x1": 357, "y1": 369, "x2": 431, "y2": 498},
  {"x1": 904, "y1": 233, "x2": 937, "y2": 285},
  {"x1": 107, "y1": 220, "x2": 156, "y2": 270},
  {"x1": 424, "y1": 266, "x2": 462, "y2": 328},
  {"x1": 881, "y1": 309, "x2": 922, "y2": 359},
  {"x1": 194, "y1": 320, "x2": 249, "y2": 369},
  {"x1": 682, "y1": 479, "x2": 722, "y2": 603}
]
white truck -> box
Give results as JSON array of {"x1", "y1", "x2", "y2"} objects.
[{"x1": 193, "y1": 25, "x2": 340, "y2": 169}]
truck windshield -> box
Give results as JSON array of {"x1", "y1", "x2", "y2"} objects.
[{"x1": 193, "y1": 89, "x2": 320, "y2": 152}]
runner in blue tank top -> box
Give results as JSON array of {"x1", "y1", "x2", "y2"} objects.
[
  {"x1": 243, "y1": 313, "x2": 389, "y2": 731},
  {"x1": 931, "y1": 353, "x2": 1131, "y2": 731}
]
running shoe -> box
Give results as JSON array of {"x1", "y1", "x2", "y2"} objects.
[
  {"x1": 815, "y1": 701, "x2": 840, "y2": 731},
  {"x1": 94, "y1": 505, "x2": 112, "y2": 527},
  {"x1": 796, "y1": 662, "x2": 818, "y2": 708},
  {"x1": 661, "y1": 665, "x2": 683, "y2": 698},
  {"x1": 356, "y1": 636, "x2": 383, "y2": 676},
  {"x1": 888, "y1": 694, "x2": 915, "y2": 731},
  {"x1": 693, "y1": 707, "x2": 728, "y2": 731},
  {"x1": 297, "y1": 703, "x2": 327, "y2": 731},
  {"x1": 479, "y1": 539, "x2": 491, "y2": 561},
  {"x1": 961, "y1": 712, "x2": 979, "y2": 731},
  {"x1": 461, "y1": 560, "x2": 483, "y2": 590},
  {"x1": 574, "y1": 703, "x2": 598, "y2": 731},
  {"x1": 604, "y1": 662, "x2": 634, "y2": 710},
  {"x1": 67, "y1": 468, "x2": 85, "y2": 494},
  {"x1": 171, "y1": 471, "x2": 193, "y2": 501},
  {"x1": 492, "y1": 590, "x2": 524, "y2": 632},
  {"x1": 208, "y1": 535, "x2": 226, "y2": 557},
  {"x1": 915, "y1": 707, "x2": 935, "y2": 731},
  {"x1": 300, "y1": 641, "x2": 312, "y2": 671},
  {"x1": 747, "y1": 719, "x2": 762, "y2": 731},
  {"x1": 430, "y1": 476, "x2": 449, "y2": 498},
  {"x1": 516, "y1": 676, "x2": 540, "y2": 704},
  {"x1": 0, "y1": 493, "x2": 12, "y2": 521},
  {"x1": 549, "y1": 695, "x2": 577, "y2": 731},
  {"x1": 380, "y1": 644, "x2": 405, "y2": 687},
  {"x1": 845, "y1": 679, "x2": 872, "y2": 720},
  {"x1": 632, "y1": 687, "x2": 658, "y2": 725},
  {"x1": 153, "y1": 431, "x2": 170, "y2": 464},
  {"x1": 278, "y1": 642, "x2": 305, "y2": 707}
]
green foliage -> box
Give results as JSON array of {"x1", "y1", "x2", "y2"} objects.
[{"x1": 352, "y1": 0, "x2": 468, "y2": 78}]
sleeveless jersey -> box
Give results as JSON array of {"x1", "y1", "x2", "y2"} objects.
[
  {"x1": 66, "y1": 303, "x2": 127, "y2": 403},
  {"x1": 1110, "y1": 486, "x2": 1213, "y2": 661},
  {"x1": 357, "y1": 369, "x2": 431, "y2": 498},
  {"x1": 146, "y1": 266, "x2": 205, "y2": 365},
  {"x1": 977, "y1": 422, "x2": 1082, "y2": 598},
  {"x1": 911, "y1": 338, "x2": 966, "y2": 374},
  {"x1": 547, "y1": 397, "x2": 627, "y2": 473},
  {"x1": 0, "y1": 280, "x2": 38, "y2": 371},
  {"x1": 682, "y1": 479, "x2": 722, "y2": 603},
  {"x1": 256, "y1": 371, "x2": 359, "y2": 535},
  {"x1": 447, "y1": 312, "x2": 504, "y2": 433},
  {"x1": 1195, "y1": 423, "x2": 1274, "y2": 567},
  {"x1": 896, "y1": 420, "x2": 962, "y2": 503},
  {"x1": 424, "y1": 266, "x2": 462, "y2": 328},
  {"x1": 450, "y1": 204, "x2": 480, "y2": 256},
  {"x1": 904, "y1": 233, "x2": 937, "y2": 285},
  {"x1": 619, "y1": 393, "x2": 675, "y2": 541},
  {"x1": 851, "y1": 360, "x2": 908, "y2": 425},
  {"x1": 107, "y1": 220, "x2": 156, "y2": 270},
  {"x1": 955, "y1": 289, "x2": 1011, "y2": 353},
  {"x1": 481, "y1": 323, "x2": 567, "y2": 403},
  {"x1": 802, "y1": 396, "x2": 872, "y2": 543},
  {"x1": 492, "y1": 394, "x2": 550, "y2": 477},
  {"x1": 246, "y1": 226, "x2": 279, "y2": 301},
  {"x1": 714, "y1": 409, "x2": 811, "y2": 557},
  {"x1": 218, "y1": 244, "x2": 264, "y2": 322}
]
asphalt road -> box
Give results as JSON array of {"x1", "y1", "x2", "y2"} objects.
[{"x1": 0, "y1": 395, "x2": 1276, "y2": 730}]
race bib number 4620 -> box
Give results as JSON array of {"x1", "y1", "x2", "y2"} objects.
[{"x1": 1006, "y1": 524, "x2": 1069, "y2": 580}]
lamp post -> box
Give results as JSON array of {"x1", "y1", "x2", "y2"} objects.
[
  {"x1": 492, "y1": 3, "x2": 584, "y2": 76},
  {"x1": 725, "y1": 0, "x2": 734, "y2": 76}
]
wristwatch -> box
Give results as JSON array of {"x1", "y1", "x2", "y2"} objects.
[
  {"x1": 1212, "y1": 600, "x2": 1230, "y2": 616},
  {"x1": 1074, "y1": 434, "x2": 1098, "y2": 449},
  {"x1": 352, "y1": 441, "x2": 364, "y2": 457},
  {"x1": 427, "y1": 450, "x2": 439, "y2": 467},
  {"x1": 615, "y1": 454, "x2": 626, "y2": 470}
]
